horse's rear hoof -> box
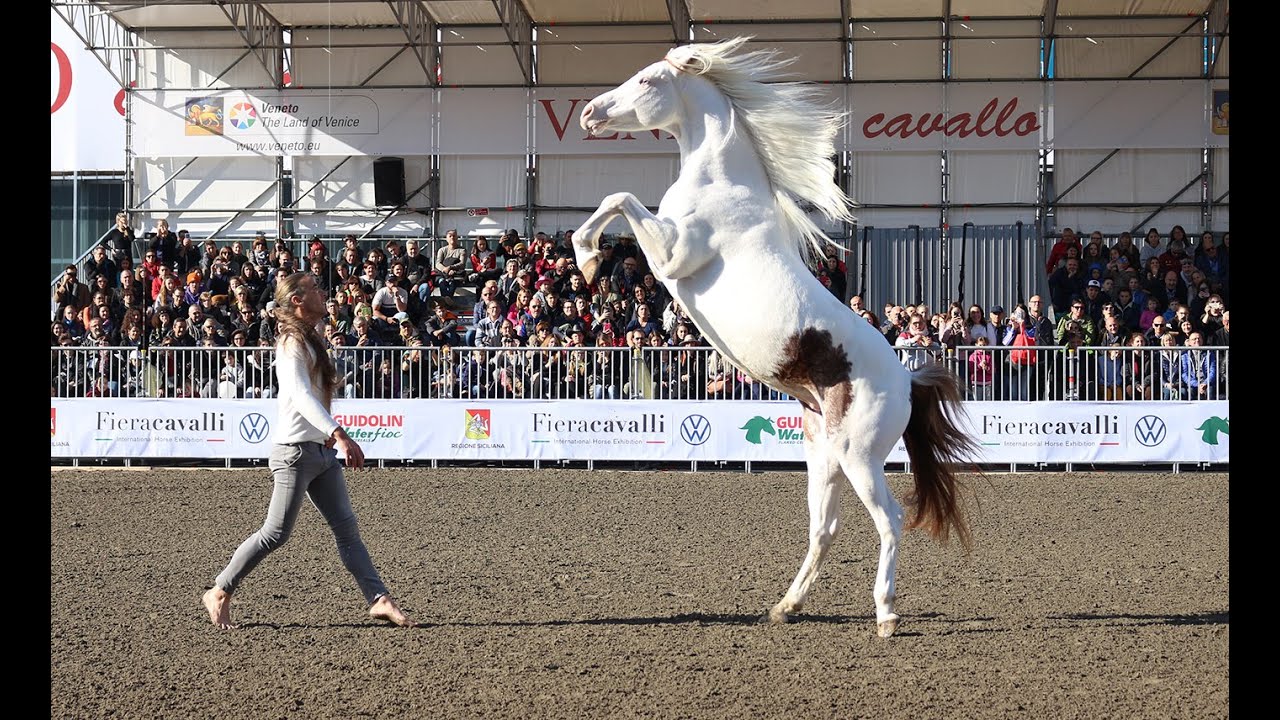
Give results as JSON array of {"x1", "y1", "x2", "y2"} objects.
[
  {"x1": 765, "y1": 607, "x2": 791, "y2": 624},
  {"x1": 877, "y1": 614, "x2": 900, "y2": 638}
]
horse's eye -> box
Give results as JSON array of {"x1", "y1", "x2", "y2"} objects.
[{"x1": 639, "y1": 77, "x2": 649, "y2": 85}]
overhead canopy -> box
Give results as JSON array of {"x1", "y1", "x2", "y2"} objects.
[{"x1": 92, "y1": 0, "x2": 1221, "y2": 30}]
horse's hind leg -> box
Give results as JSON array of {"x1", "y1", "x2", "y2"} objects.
[
  {"x1": 836, "y1": 448, "x2": 905, "y2": 638},
  {"x1": 768, "y1": 408, "x2": 843, "y2": 624}
]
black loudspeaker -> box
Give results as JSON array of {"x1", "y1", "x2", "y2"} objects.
[{"x1": 373, "y1": 156, "x2": 405, "y2": 207}]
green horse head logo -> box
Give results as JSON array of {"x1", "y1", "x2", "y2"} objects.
[
  {"x1": 1196, "y1": 416, "x2": 1229, "y2": 446},
  {"x1": 740, "y1": 416, "x2": 777, "y2": 445}
]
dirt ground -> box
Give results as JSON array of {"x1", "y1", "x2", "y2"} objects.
[{"x1": 51, "y1": 468, "x2": 1228, "y2": 719}]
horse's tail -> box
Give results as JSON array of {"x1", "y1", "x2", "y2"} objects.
[{"x1": 902, "y1": 363, "x2": 980, "y2": 549}]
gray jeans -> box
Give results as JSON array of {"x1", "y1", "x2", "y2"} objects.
[{"x1": 215, "y1": 442, "x2": 389, "y2": 605}]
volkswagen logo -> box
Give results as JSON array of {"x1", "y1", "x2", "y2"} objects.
[
  {"x1": 239, "y1": 413, "x2": 271, "y2": 444},
  {"x1": 1134, "y1": 415, "x2": 1167, "y2": 447},
  {"x1": 680, "y1": 414, "x2": 711, "y2": 446}
]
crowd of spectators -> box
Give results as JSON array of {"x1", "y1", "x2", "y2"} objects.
[
  {"x1": 862, "y1": 225, "x2": 1229, "y2": 401},
  {"x1": 52, "y1": 215, "x2": 1228, "y2": 401}
]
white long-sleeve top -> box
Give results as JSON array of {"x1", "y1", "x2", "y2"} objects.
[{"x1": 273, "y1": 334, "x2": 340, "y2": 444}]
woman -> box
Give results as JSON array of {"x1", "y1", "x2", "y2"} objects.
[
  {"x1": 1139, "y1": 227, "x2": 1165, "y2": 266},
  {"x1": 895, "y1": 314, "x2": 940, "y2": 371},
  {"x1": 506, "y1": 288, "x2": 532, "y2": 327},
  {"x1": 201, "y1": 272, "x2": 413, "y2": 630},
  {"x1": 1121, "y1": 333, "x2": 1154, "y2": 399},
  {"x1": 1112, "y1": 231, "x2": 1141, "y2": 268},
  {"x1": 592, "y1": 275, "x2": 622, "y2": 312},
  {"x1": 963, "y1": 304, "x2": 997, "y2": 346},
  {"x1": 335, "y1": 246, "x2": 362, "y2": 283},
  {"x1": 467, "y1": 236, "x2": 500, "y2": 286}
]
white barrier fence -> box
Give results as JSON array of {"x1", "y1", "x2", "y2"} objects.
[{"x1": 52, "y1": 399, "x2": 1228, "y2": 464}]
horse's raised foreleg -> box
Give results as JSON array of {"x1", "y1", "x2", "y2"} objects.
[
  {"x1": 768, "y1": 408, "x2": 843, "y2": 624},
  {"x1": 572, "y1": 198, "x2": 625, "y2": 286},
  {"x1": 576, "y1": 192, "x2": 705, "y2": 285}
]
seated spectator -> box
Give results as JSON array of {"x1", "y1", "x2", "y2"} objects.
[
  {"x1": 1045, "y1": 227, "x2": 1081, "y2": 275},
  {"x1": 1138, "y1": 296, "x2": 1163, "y2": 333},
  {"x1": 53, "y1": 265, "x2": 91, "y2": 320},
  {"x1": 182, "y1": 272, "x2": 204, "y2": 306},
  {"x1": 1138, "y1": 227, "x2": 1164, "y2": 266},
  {"x1": 1156, "y1": 332, "x2": 1184, "y2": 399},
  {"x1": 371, "y1": 274, "x2": 409, "y2": 342},
  {"x1": 84, "y1": 245, "x2": 119, "y2": 290},
  {"x1": 422, "y1": 300, "x2": 462, "y2": 347},
  {"x1": 1194, "y1": 232, "x2": 1229, "y2": 293},
  {"x1": 322, "y1": 298, "x2": 350, "y2": 339},
  {"x1": 1111, "y1": 231, "x2": 1141, "y2": 267},
  {"x1": 624, "y1": 303, "x2": 659, "y2": 337},
  {"x1": 1081, "y1": 280, "x2": 1107, "y2": 322},
  {"x1": 1180, "y1": 331, "x2": 1218, "y2": 400},
  {"x1": 433, "y1": 230, "x2": 467, "y2": 297},
  {"x1": 473, "y1": 302, "x2": 504, "y2": 348},
  {"x1": 1096, "y1": 339, "x2": 1126, "y2": 401},
  {"x1": 1122, "y1": 332, "x2": 1154, "y2": 400},
  {"x1": 1048, "y1": 257, "x2": 1087, "y2": 316},
  {"x1": 467, "y1": 236, "x2": 501, "y2": 286},
  {"x1": 1157, "y1": 233, "x2": 1190, "y2": 276},
  {"x1": 1055, "y1": 300, "x2": 1096, "y2": 345}
]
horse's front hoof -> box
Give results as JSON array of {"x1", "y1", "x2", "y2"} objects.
[
  {"x1": 877, "y1": 614, "x2": 901, "y2": 638},
  {"x1": 577, "y1": 254, "x2": 600, "y2": 287}
]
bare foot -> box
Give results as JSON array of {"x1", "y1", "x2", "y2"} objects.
[
  {"x1": 369, "y1": 595, "x2": 416, "y2": 627},
  {"x1": 202, "y1": 587, "x2": 236, "y2": 629}
]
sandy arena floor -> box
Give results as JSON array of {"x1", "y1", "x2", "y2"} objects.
[{"x1": 51, "y1": 468, "x2": 1228, "y2": 719}]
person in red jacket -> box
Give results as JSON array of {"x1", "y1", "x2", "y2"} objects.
[{"x1": 1045, "y1": 227, "x2": 1082, "y2": 275}]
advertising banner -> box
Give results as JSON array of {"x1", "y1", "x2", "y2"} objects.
[
  {"x1": 53, "y1": 399, "x2": 1228, "y2": 464},
  {"x1": 127, "y1": 81, "x2": 1226, "y2": 158},
  {"x1": 51, "y1": 9, "x2": 126, "y2": 171},
  {"x1": 1052, "y1": 80, "x2": 1225, "y2": 150},
  {"x1": 132, "y1": 89, "x2": 433, "y2": 157}
]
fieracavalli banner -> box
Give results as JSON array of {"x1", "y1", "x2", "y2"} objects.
[{"x1": 53, "y1": 400, "x2": 1227, "y2": 464}]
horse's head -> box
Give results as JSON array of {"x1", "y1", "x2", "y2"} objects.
[{"x1": 580, "y1": 49, "x2": 691, "y2": 136}]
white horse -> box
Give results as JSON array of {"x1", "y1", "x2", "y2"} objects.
[{"x1": 572, "y1": 38, "x2": 977, "y2": 638}]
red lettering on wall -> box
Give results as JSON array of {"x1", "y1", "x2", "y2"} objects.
[
  {"x1": 861, "y1": 97, "x2": 1040, "y2": 141},
  {"x1": 538, "y1": 98, "x2": 586, "y2": 141},
  {"x1": 539, "y1": 99, "x2": 676, "y2": 142},
  {"x1": 51, "y1": 42, "x2": 72, "y2": 115}
]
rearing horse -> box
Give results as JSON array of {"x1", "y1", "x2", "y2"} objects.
[{"x1": 572, "y1": 38, "x2": 977, "y2": 638}]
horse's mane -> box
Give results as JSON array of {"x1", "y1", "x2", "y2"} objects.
[{"x1": 675, "y1": 37, "x2": 855, "y2": 261}]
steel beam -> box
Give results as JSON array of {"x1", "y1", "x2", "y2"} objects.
[
  {"x1": 491, "y1": 0, "x2": 534, "y2": 84},
  {"x1": 51, "y1": 0, "x2": 135, "y2": 89},
  {"x1": 215, "y1": 2, "x2": 285, "y2": 87},
  {"x1": 386, "y1": 1, "x2": 438, "y2": 85},
  {"x1": 666, "y1": 0, "x2": 691, "y2": 44},
  {"x1": 1206, "y1": 0, "x2": 1229, "y2": 79}
]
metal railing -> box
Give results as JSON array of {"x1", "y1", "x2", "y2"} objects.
[{"x1": 51, "y1": 344, "x2": 1228, "y2": 403}]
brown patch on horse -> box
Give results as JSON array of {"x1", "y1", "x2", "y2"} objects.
[
  {"x1": 778, "y1": 328, "x2": 853, "y2": 427},
  {"x1": 821, "y1": 380, "x2": 853, "y2": 429},
  {"x1": 778, "y1": 328, "x2": 852, "y2": 387}
]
